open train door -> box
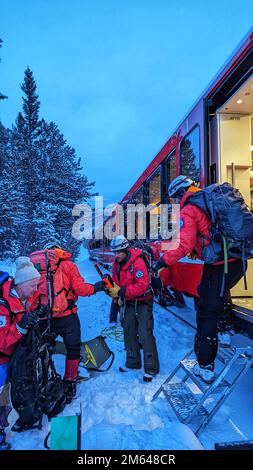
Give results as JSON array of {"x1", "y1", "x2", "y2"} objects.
[{"x1": 209, "y1": 75, "x2": 253, "y2": 305}]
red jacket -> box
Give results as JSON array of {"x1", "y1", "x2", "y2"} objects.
[
  {"x1": 112, "y1": 248, "x2": 152, "y2": 301},
  {"x1": 163, "y1": 188, "x2": 211, "y2": 266},
  {"x1": 30, "y1": 249, "x2": 95, "y2": 319},
  {"x1": 0, "y1": 280, "x2": 25, "y2": 365}
]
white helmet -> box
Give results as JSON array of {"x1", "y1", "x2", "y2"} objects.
[
  {"x1": 168, "y1": 175, "x2": 194, "y2": 198},
  {"x1": 110, "y1": 235, "x2": 129, "y2": 252}
]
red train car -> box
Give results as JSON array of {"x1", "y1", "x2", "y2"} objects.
[{"x1": 89, "y1": 28, "x2": 253, "y2": 316}]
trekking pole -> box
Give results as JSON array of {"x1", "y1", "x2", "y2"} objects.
[{"x1": 94, "y1": 263, "x2": 114, "y2": 289}]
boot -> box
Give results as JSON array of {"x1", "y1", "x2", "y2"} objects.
[
  {"x1": 64, "y1": 380, "x2": 77, "y2": 404},
  {"x1": 194, "y1": 363, "x2": 215, "y2": 384},
  {"x1": 143, "y1": 372, "x2": 156, "y2": 382},
  {"x1": 218, "y1": 331, "x2": 232, "y2": 348},
  {"x1": 0, "y1": 428, "x2": 11, "y2": 450},
  {"x1": 64, "y1": 358, "x2": 79, "y2": 382}
]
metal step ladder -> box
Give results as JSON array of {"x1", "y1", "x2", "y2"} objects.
[{"x1": 152, "y1": 345, "x2": 253, "y2": 435}]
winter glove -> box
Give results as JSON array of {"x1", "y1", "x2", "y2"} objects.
[
  {"x1": 93, "y1": 281, "x2": 106, "y2": 294},
  {"x1": 107, "y1": 283, "x2": 121, "y2": 298},
  {"x1": 151, "y1": 257, "x2": 167, "y2": 277},
  {"x1": 16, "y1": 311, "x2": 38, "y2": 335}
]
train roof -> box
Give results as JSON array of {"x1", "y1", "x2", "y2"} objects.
[{"x1": 121, "y1": 27, "x2": 253, "y2": 204}]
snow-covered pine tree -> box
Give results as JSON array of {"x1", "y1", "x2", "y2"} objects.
[
  {"x1": 0, "y1": 123, "x2": 27, "y2": 259},
  {"x1": 8, "y1": 115, "x2": 32, "y2": 255},
  {"x1": 1, "y1": 67, "x2": 95, "y2": 259},
  {"x1": 0, "y1": 121, "x2": 10, "y2": 256},
  {"x1": 0, "y1": 121, "x2": 8, "y2": 179},
  {"x1": 55, "y1": 143, "x2": 95, "y2": 259},
  {"x1": 18, "y1": 67, "x2": 42, "y2": 252},
  {"x1": 36, "y1": 120, "x2": 95, "y2": 258}
]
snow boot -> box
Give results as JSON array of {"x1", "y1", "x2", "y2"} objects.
[
  {"x1": 193, "y1": 363, "x2": 215, "y2": 384},
  {"x1": 143, "y1": 372, "x2": 156, "y2": 383},
  {"x1": 64, "y1": 380, "x2": 77, "y2": 404},
  {"x1": 0, "y1": 428, "x2": 11, "y2": 450},
  {"x1": 218, "y1": 331, "x2": 232, "y2": 348},
  {"x1": 11, "y1": 416, "x2": 42, "y2": 433}
]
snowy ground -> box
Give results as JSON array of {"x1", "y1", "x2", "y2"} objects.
[{"x1": 1, "y1": 253, "x2": 253, "y2": 450}]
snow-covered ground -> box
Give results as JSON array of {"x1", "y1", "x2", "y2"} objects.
[{"x1": 2, "y1": 253, "x2": 253, "y2": 450}]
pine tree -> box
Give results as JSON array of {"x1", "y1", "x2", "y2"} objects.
[
  {"x1": 1, "y1": 67, "x2": 95, "y2": 259},
  {"x1": 9, "y1": 116, "x2": 32, "y2": 255},
  {"x1": 18, "y1": 67, "x2": 42, "y2": 252},
  {"x1": 36, "y1": 120, "x2": 95, "y2": 258},
  {"x1": 0, "y1": 124, "x2": 27, "y2": 259},
  {"x1": 0, "y1": 121, "x2": 8, "y2": 177}
]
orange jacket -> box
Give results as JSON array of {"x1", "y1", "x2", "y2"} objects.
[{"x1": 30, "y1": 249, "x2": 94, "y2": 318}]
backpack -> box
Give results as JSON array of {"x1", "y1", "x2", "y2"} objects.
[
  {"x1": 29, "y1": 250, "x2": 69, "y2": 317},
  {"x1": 0, "y1": 271, "x2": 10, "y2": 308},
  {"x1": 130, "y1": 239, "x2": 155, "y2": 267},
  {"x1": 9, "y1": 325, "x2": 66, "y2": 431},
  {"x1": 186, "y1": 182, "x2": 253, "y2": 289}
]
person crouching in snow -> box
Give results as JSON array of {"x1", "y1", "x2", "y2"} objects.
[
  {"x1": 108, "y1": 235, "x2": 159, "y2": 382},
  {"x1": 0, "y1": 257, "x2": 40, "y2": 449},
  {"x1": 30, "y1": 242, "x2": 106, "y2": 404}
]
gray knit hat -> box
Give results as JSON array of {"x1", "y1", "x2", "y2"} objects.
[{"x1": 14, "y1": 256, "x2": 40, "y2": 285}]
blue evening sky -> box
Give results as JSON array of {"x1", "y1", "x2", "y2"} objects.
[{"x1": 1, "y1": 1, "x2": 252, "y2": 205}]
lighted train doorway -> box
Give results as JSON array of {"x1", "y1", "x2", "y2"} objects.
[{"x1": 215, "y1": 75, "x2": 253, "y2": 303}]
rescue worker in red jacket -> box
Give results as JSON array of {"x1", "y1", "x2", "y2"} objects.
[
  {"x1": 108, "y1": 236, "x2": 159, "y2": 382},
  {"x1": 0, "y1": 256, "x2": 40, "y2": 449},
  {"x1": 151, "y1": 176, "x2": 244, "y2": 383},
  {"x1": 31, "y1": 242, "x2": 105, "y2": 403}
]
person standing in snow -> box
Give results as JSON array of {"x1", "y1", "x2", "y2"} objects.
[
  {"x1": 30, "y1": 242, "x2": 105, "y2": 404},
  {"x1": 108, "y1": 235, "x2": 159, "y2": 382},
  {"x1": 151, "y1": 176, "x2": 245, "y2": 384},
  {"x1": 0, "y1": 257, "x2": 41, "y2": 449}
]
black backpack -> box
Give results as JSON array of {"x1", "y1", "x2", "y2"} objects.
[
  {"x1": 0, "y1": 271, "x2": 10, "y2": 306},
  {"x1": 186, "y1": 182, "x2": 253, "y2": 289},
  {"x1": 9, "y1": 325, "x2": 66, "y2": 431}
]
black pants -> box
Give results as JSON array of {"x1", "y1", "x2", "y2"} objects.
[
  {"x1": 110, "y1": 301, "x2": 120, "y2": 323},
  {"x1": 195, "y1": 260, "x2": 245, "y2": 366},
  {"x1": 39, "y1": 313, "x2": 81, "y2": 360},
  {"x1": 122, "y1": 299, "x2": 159, "y2": 375}
]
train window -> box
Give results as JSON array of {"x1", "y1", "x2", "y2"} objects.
[
  {"x1": 180, "y1": 126, "x2": 200, "y2": 184},
  {"x1": 134, "y1": 188, "x2": 145, "y2": 237},
  {"x1": 148, "y1": 171, "x2": 161, "y2": 206},
  {"x1": 166, "y1": 148, "x2": 176, "y2": 188},
  {"x1": 135, "y1": 189, "x2": 144, "y2": 204},
  {"x1": 165, "y1": 149, "x2": 176, "y2": 228},
  {"x1": 147, "y1": 170, "x2": 161, "y2": 239}
]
